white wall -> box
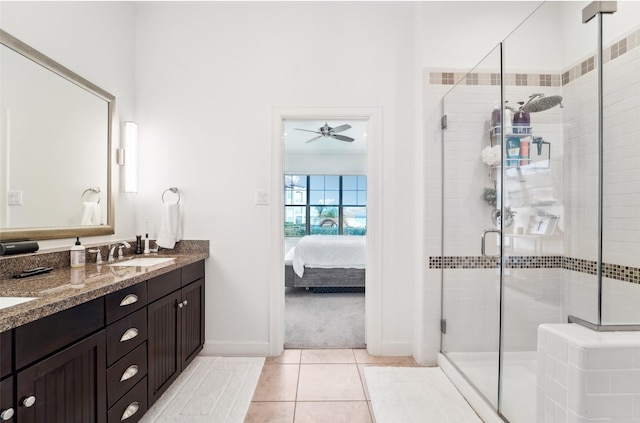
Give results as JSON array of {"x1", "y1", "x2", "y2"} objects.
[
  {"x1": 284, "y1": 152, "x2": 365, "y2": 175},
  {"x1": 134, "y1": 2, "x2": 418, "y2": 355},
  {"x1": 420, "y1": 1, "x2": 544, "y2": 69},
  {"x1": 0, "y1": 1, "x2": 138, "y2": 249}
]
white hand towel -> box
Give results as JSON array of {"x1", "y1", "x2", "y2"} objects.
[
  {"x1": 81, "y1": 202, "x2": 100, "y2": 225},
  {"x1": 156, "y1": 202, "x2": 181, "y2": 249}
]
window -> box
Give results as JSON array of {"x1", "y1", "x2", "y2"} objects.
[{"x1": 284, "y1": 175, "x2": 366, "y2": 237}]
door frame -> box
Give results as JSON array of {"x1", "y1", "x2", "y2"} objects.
[{"x1": 269, "y1": 106, "x2": 383, "y2": 355}]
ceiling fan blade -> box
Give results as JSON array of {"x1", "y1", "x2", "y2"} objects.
[
  {"x1": 295, "y1": 128, "x2": 321, "y2": 134},
  {"x1": 305, "y1": 136, "x2": 324, "y2": 143},
  {"x1": 331, "y1": 124, "x2": 352, "y2": 133},
  {"x1": 331, "y1": 134, "x2": 355, "y2": 142}
]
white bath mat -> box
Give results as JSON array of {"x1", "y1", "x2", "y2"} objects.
[
  {"x1": 140, "y1": 356, "x2": 265, "y2": 423},
  {"x1": 365, "y1": 366, "x2": 483, "y2": 423}
]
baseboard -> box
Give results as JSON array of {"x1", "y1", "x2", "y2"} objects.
[
  {"x1": 437, "y1": 353, "x2": 504, "y2": 423},
  {"x1": 369, "y1": 341, "x2": 413, "y2": 356},
  {"x1": 202, "y1": 341, "x2": 271, "y2": 357}
]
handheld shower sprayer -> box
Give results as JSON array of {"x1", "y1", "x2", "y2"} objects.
[{"x1": 532, "y1": 137, "x2": 549, "y2": 156}]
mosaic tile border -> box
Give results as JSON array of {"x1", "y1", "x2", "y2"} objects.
[
  {"x1": 429, "y1": 27, "x2": 639, "y2": 87},
  {"x1": 429, "y1": 255, "x2": 640, "y2": 285},
  {"x1": 429, "y1": 255, "x2": 561, "y2": 270}
]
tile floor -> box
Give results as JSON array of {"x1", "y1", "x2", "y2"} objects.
[{"x1": 243, "y1": 348, "x2": 419, "y2": 423}]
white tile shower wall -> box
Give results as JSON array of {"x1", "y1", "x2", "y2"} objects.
[
  {"x1": 441, "y1": 84, "x2": 503, "y2": 256},
  {"x1": 562, "y1": 268, "x2": 599, "y2": 324},
  {"x1": 503, "y1": 268, "x2": 563, "y2": 352},
  {"x1": 562, "y1": 30, "x2": 640, "y2": 324},
  {"x1": 563, "y1": 67, "x2": 599, "y2": 264},
  {"x1": 602, "y1": 277, "x2": 640, "y2": 325},
  {"x1": 441, "y1": 268, "x2": 500, "y2": 353},
  {"x1": 538, "y1": 324, "x2": 640, "y2": 422},
  {"x1": 602, "y1": 44, "x2": 640, "y2": 268}
]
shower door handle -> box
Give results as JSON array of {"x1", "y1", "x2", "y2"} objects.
[{"x1": 481, "y1": 229, "x2": 501, "y2": 259}]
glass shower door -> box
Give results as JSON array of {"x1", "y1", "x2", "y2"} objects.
[
  {"x1": 440, "y1": 44, "x2": 503, "y2": 408},
  {"x1": 499, "y1": 3, "x2": 571, "y2": 422}
]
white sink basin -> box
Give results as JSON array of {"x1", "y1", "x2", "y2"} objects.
[
  {"x1": 109, "y1": 257, "x2": 175, "y2": 267},
  {"x1": 0, "y1": 297, "x2": 37, "y2": 310}
]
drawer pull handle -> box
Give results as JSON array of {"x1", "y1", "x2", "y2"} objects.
[
  {"x1": 120, "y1": 328, "x2": 139, "y2": 342},
  {"x1": 0, "y1": 408, "x2": 14, "y2": 420},
  {"x1": 119, "y1": 294, "x2": 139, "y2": 307},
  {"x1": 121, "y1": 401, "x2": 139, "y2": 421},
  {"x1": 120, "y1": 365, "x2": 139, "y2": 382},
  {"x1": 183, "y1": 299, "x2": 188, "y2": 306},
  {"x1": 22, "y1": 396, "x2": 36, "y2": 408},
  {"x1": 177, "y1": 302, "x2": 184, "y2": 309}
]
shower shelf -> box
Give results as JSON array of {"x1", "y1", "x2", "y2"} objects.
[{"x1": 487, "y1": 126, "x2": 551, "y2": 171}]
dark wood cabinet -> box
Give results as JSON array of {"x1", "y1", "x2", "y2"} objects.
[
  {"x1": 0, "y1": 376, "x2": 14, "y2": 422},
  {"x1": 181, "y1": 277, "x2": 204, "y2": 369},
  {"x1": 3, "y1": 259, "x2": 205, "y2": 423},
  {"x1": 147, "y1": 261, "x2": 205, "y2": 406},
  {"x1": 147, "y1": 289, "x2": 182, "y2": 406},
  {"x1": 1, "y1": 331, "x2": 12, "y2": 379},
  {"x1": 15, "y1": 331, "x2": 106, "y2": 423}
]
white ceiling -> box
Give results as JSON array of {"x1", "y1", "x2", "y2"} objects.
[{"x1": 283, "y1": 119, "x2": 367, "y2": 154}]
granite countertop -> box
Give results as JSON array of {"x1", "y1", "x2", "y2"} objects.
[{"x1": 0, "y1": 247, "x2": 208, "y2": 332}]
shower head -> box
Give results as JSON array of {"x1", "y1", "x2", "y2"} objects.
[{"x1": 522, "y1": 95, "x2": 563, "y2": 113}]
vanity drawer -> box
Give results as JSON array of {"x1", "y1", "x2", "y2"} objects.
[
  {"x1": 15, "y1": 297, "x2": 104, "y2": 370},
  {"x1": 105, "y1": 282, "x2": 147, "y2": 324},
  {"x1": 108, "y1": 376, "x2": 147, "y2": 423},
  {"x1": 107, "y1": 342, "x2": 147, "y2": 408},
  {"x1": 147, "y1": 269, "x2": 181, "y2": 303},
  {"x1": 182, "y1": 260, "x2": 204, "y2": 286},
  {"x1": 106, "y1": 308, "x2": 147, "y2": 366}
]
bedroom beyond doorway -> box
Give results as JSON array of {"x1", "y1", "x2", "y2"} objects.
[{"x1": 283, "y1": 119, "x2": 367, "y2": 349}]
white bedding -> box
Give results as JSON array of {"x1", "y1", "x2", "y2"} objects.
[{"x1": 291, "y1": 235, "x2": 366, "y2": 277}]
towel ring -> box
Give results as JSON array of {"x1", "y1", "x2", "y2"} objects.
[
  {"x1": 162, "y1": 187, "x2": 180, "y2": 204},
  {"x1": 82, "y1": 187, "x2": 101, "y2": 204}
]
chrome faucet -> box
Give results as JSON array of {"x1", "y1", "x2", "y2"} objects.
[
  {"x1": 108, "y1": 241, "x2": 131, "y2": 262},
  {"x1": 88, "y1": 248, "x2": 103, "y2": 264}
]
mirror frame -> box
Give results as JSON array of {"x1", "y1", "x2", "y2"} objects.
[{"x1": 0, "y1": 29, "x2": 115, "y2": 241}]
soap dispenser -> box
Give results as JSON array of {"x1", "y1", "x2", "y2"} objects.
[
  {"x1": 135, "y1": 235, "x2": 143, "y2": 254},
  {"x1": 70, "y1": 237, "x2": 86, "y2": 268}
]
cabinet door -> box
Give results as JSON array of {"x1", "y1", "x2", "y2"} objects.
[
  {"x1": 181, "y1": 278, "x2": 204, "y2": 370},
  {"x1": 16, "y1": 331, "x2": 106, "y2": 423},
  {"x1": 147, "y1": 290, "x2": 181, "y2": 407},
  {"x1": 0, "y1": 376, "x2": 14, "y2": 423}
]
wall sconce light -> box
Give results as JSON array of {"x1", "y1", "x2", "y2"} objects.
[{"x1": 121, "y1": 121, "x2": 138, "y2": 193}]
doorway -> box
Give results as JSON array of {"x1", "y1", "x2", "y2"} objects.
[
  {"x1": 269, "y1": 107, "x2": 382, "y2": 356},
  {"x1": 283, "y1": 120, "x2": 367, "y2": 348}
]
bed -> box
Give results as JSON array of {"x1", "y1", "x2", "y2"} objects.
[{"x1": 284, "y1": 235, "x2": 366, "y2": 288}]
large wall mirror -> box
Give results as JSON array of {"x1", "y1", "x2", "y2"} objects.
[{"x1": 0, "y1": 29, "x2": 115, "y2": 241}]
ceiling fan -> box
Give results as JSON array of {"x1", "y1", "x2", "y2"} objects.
[{"x1": 295, "y1": 122, "x2": 354, "y2": 143}]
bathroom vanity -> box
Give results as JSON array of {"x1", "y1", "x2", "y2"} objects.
[{"x1": 0, "y1": 243, "x2": 208, "y2": 423}]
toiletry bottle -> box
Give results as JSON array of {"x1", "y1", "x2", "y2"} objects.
[
  {"x1": 506, "y1": 136, "x2": 521, "y2": 167},
  {"x1": 520, "y1": 139, "x2": 530, "y2": 165},
  {"x1": 135, "y1": 235, "x2": 143, "y2": 254},
  {"x1": 504, "y1": 102, "x2": 513, "y2": 134},
  {"x1": 70, "y1": 237, "x2": 86, "y2": 267},
  {"x1": 144, "y1": 233, "x2": 150, "y2": 254}
]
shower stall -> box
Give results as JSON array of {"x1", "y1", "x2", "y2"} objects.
[{"x1": 439, "y1": 2, "x2": 640, "y2": 422}]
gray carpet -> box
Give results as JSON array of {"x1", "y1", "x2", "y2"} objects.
[{"x1": 284, "y1": 287, "x2": 365, "y2": 349}]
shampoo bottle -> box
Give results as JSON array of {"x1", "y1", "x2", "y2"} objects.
[{"x1": 70, "y1": 237, "x2": 86, "y2": 268}]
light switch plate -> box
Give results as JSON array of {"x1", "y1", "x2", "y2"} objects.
[
  {"x1": 255, "y1": 190, "x2": 270, "y2": 205},
  {"x1": 8, "y1": 190, "x2": 22, "y2": 206}
]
